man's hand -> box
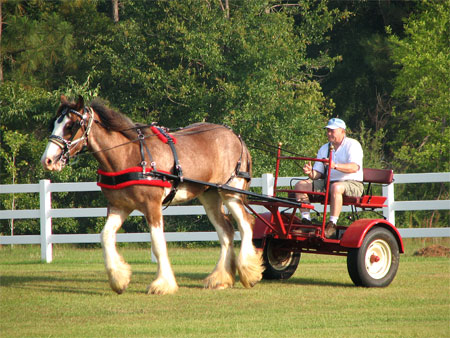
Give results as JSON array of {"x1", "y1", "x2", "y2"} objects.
[
  {"x1": 303, "y1": 161, "x2": 313, "y2": 178},
  {"x1": 329, "y1": 160, "x2": 336, "y2": 170}
]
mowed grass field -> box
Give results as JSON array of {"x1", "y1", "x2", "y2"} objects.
[{"x1": 1, "y1": 239, "x2": 449, "y2": 338}]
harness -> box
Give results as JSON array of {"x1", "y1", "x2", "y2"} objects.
[
  {"x1": 98, "y1": 125, "x2": 250, "y2": 205},
  {"x1": 50, "y1": 106, "x2": 250, "y2": 205},
  {"x1": 100, "y1": 125, "x2": 184, "y2": 204},
  {"x1": 48, "y1": 107, "x2": 94, "y2": 166},
  {"x1": 97, "y1": 166, "x2": 172, "y2": 190}
]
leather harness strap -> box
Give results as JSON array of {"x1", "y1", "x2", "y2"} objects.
[
  {"x1": 97, "y1": 124, "x2": 251, "y2": 206},
  {"x1": 97, "y1": 167, "x2": 172, "y2": 190},
  {"x1": 136, "y1": 128, "x2": 155, "y2": 173},
  {"x1": 151, "y1": 126, "x2": 183, "y2": 205}
]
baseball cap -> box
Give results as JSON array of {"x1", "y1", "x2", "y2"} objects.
[{"x1": 325, "y1": 118, "x2": 346, "y2": 130}]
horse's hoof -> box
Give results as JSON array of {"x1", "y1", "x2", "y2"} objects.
[
  {"x1": 147, "y1": 280, "x2": 179, "y2": 295},
  {"x1": 204, "y1": 283, "x2": 231, "y2": 290},
  {"x1": 203, "y1": 276, "x2": 234, "y2": 290},
  {"x1": 107, "y1": 267, "x2": 131, "y2": 294},
  {"x1": 112, "y1": 286, "x2": 126, "y2": 295}
]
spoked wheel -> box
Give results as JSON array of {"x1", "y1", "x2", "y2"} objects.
[
  {"x1": 347, "y1": 227, "x2": 400, "y2": 287},
  {"x1": 262, "y1": 238, "x2": 300, "y2": 280}
]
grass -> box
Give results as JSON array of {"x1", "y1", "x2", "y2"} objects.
[{"x1": 1, "y1": 239, "x2": 449, "y2": 338}]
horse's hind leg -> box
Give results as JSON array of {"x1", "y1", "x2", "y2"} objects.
[
  {"x1": 221, "y1": 193, "x2": 264, "y2": 288},
  {"x1": 198, "y1": 191, "x2": 236, "y2": 289},
  {"x1": 101, "y1": 208, "x2": 132, "y2": 294}
]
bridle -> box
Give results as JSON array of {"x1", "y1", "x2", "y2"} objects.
[{"x1": 48, "y1": 106, "x2": 94, "y2": 166}]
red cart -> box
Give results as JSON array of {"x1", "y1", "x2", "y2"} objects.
[{"x1": 246, "y1": 144, "x2": 403, "y2": 287}]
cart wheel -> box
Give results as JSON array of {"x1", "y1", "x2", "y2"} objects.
[
  {"x1": 347, "y1": 227, "x2": 399, "y2": 287},
  {"x1": 262, "y1": 239, "x2": 300, "y2": 280}
]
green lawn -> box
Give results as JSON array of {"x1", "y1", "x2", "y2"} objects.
[{"x1": 1, "y1": 239, "x2": 449, "y2": 338}]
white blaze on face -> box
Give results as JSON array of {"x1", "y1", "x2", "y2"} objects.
[{"x1": 40, "y1": 114, "x2": 70, "y2": 171}]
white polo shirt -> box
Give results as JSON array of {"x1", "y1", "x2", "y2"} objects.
[{"x1": 313, "y1": 137, "x2": 363, "y2": 182}]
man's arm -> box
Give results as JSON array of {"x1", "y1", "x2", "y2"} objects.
[{"x1": 331, "y1": 161, "x2": 360, "y2": 173}]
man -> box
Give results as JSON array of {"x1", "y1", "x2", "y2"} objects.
[{"x1": 295, "y1": 118, "x2": 364, "y2": 238}]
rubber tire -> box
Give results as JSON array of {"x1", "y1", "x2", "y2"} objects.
[
  {"x1": 262, "y1": 239, "x2": 300, "y2": 280},
  {"x1": 347, "y1": 227, "x2": 400, "y2": 287}
]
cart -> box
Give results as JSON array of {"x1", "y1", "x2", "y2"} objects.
[
  {"x1": 157, "y1": 143, "x2": 403, "y2": 287},
  {"x1": 245, "y1": 144, "x2": 403, "y2": 287}
]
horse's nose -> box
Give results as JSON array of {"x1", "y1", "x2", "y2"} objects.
[{"x1": 41, "y1": 156, "x2": 53, "y2": 170}]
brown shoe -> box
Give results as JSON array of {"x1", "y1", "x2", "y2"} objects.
[{"x1": 325, "y1": 221, "x2": 337, "y2": 239}]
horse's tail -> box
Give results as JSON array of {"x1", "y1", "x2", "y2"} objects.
[
  {"x1": 237, "y1": 135, "x2": 252, "y2": 191},
  {"x1": 243, "y1": 140, "x2": 252, "y2": 184}
]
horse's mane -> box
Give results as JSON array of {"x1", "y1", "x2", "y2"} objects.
[{"x1": 89, "y1": 99, "x2": 137, "y2": 139}]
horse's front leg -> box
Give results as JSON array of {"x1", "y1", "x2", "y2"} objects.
[
  {"x1": 101, "y1": 207, "x2": 132, "y2": 294},
  {"x1": 146, "y1": 208, "x2": 179, "y2": 295}
]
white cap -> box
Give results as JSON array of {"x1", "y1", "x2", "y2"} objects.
[{"x1": 325, "y1": 118, "x2": 346, "y2": 130}]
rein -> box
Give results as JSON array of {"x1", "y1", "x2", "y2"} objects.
[
  {"x1": 50, "y1": 106, "x2": 251, "y2": 203},
  {"x1": 61, "y1": 123, "x2": 228, "y2": 161}
]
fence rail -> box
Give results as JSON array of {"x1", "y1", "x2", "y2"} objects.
[{"x1": 1, "y1": 172, "x2": 449, "y2": 262}]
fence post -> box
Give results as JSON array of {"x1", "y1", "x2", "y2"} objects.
[
  {"x1": 383, "y1": 181, "x2": 395, "y2": 226},
  {"x1": 262, "y1": 173, "x2": 274, "y2": 196},
  {"x1": 40, "y1": 179, "x2": 53, "y2": 263}
]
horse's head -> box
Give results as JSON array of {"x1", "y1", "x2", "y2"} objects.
[{"x1": 41, "y1": 95, "x2": 94, "y2": 171}]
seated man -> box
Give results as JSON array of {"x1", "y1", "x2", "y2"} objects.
[{"x1": 295, "y1": 118, "x2": 364, "y2": 238}]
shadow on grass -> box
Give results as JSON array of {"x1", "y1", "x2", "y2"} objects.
[
  {"x1": 0, "y1": 274, "x2": 109, "y2": 295},
  {"x1": 264, "y1": 277, "x2": 353, "y2": 288},
  {"x1": 1, "y1": 270, "x2": 353, "y2": 297},
  {"x1": 133, "y1": 270, "x2": 353, "y2": 289}
]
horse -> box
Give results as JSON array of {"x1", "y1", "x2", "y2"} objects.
[{"x1": 41, "y1": 95, "x2": 263, "y2": 295}]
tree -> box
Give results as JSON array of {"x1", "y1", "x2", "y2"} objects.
[
  {"x1": 320, "y1": 1, "x2": 417, "y2": 131},
  {"x1": 0, "y1": 0, "x2": 111, "y2": 90},
  {"x1": 388, "y1": 1, "x2": 450, "y2": 173},
  {"x1": 89, "y1": 0, "x2": 346, "y2": 175},
  {"x1": 385, "y1": 1, "x2": 450, "y2": 228}
]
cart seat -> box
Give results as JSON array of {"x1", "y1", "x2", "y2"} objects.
[
  {"x1": 286, "y1": 168, "x2": 393, "y2": 209},
  {"x1": 343, "y1": 168, "x2": 393, "y2": 208}
]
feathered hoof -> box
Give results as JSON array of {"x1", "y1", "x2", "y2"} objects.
[
  {"x1": 203, "y1": 271, "x2": 235, "y2": 290},
  {"x1": 147, "y1": 278, "x2": 179, "y2": 295},
  {"x1": 237, "y1": 252, "x2": 264, "y2": 288},
  {"x1": 107, "y1": 264, "x2": 132, "y2": 294}
]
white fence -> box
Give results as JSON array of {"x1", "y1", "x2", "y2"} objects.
[{"x1": 1, "y1": 172, "x2": 449, "y2": 263}]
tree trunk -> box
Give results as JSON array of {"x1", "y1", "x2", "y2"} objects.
[
  {"x1": 112, "y1": 0, "x2": 119, "y2": 23},
  {"x1": 0, "y1": 0, "x2": 4, "y2": 83},
  {"x1": 219, "y1": 0, "x2": 230, "y2": 19}
]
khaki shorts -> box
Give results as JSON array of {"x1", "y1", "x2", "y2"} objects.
[{"x1": 311, "y1": 179, "x2": 364, "y2": 197}]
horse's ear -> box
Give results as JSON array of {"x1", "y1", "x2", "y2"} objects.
[
  {"x1": 60, "y1": 94, "x2": 68, "y2": 104},
  {"x1": 75, "y1": 95, "x2": 84, "y2": 110}
]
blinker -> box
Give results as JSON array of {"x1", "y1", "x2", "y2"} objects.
[{"x1": 57, "y1": 109, "x2": 68, "y2": 123}]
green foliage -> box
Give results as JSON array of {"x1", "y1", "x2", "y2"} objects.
[
  {"x1": 87, "y1": 0, "x2": 344, "y2": 176},
  {"x1": 321, "y1": 0, "x2": 417, "y2": 132},
  {"x1": 0, "y1": 0, "x2": 448, "y2": 233},
  {"x1": 1, "y1": 0, "x2": 109, "y2": 89},
  {"x1": 388, "y1": 0, "x2": 450, "y2": 173},
  {"x1": 0, "y1": 76, "x2": 101, "y2": 235},
  {"x1": 354, "y1": 121, "x2": 387, "y2": 169}
]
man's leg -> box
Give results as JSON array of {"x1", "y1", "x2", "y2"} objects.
[
  {"x1": 295, "y1": 180, "x2": 313, "y2": 221},
  {"x1": 325, "y1": 182, "x2": 346, "y2": 238},
  {"x1": 329, "y1": 182, "x2": 345, "y2": 223}
]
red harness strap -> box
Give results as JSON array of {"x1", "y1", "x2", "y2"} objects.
[
  {"x1": 97, "y1": 167, "x2": 172, "y2": 190},
  {"x1": 150, "y1": 126, "x2": 177, "y2": 144},
  {"x1": 97, "y1": 126, "x2": 178, "y2": 191}
]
